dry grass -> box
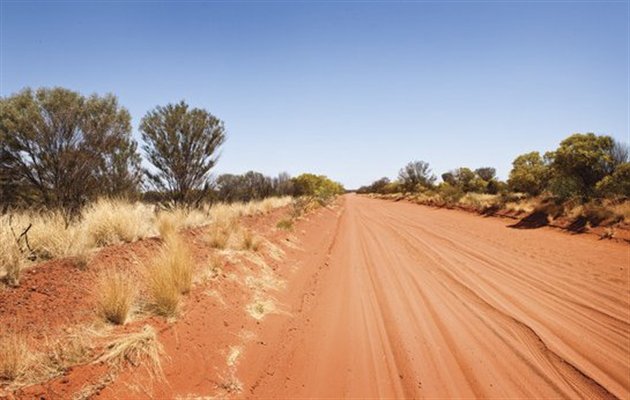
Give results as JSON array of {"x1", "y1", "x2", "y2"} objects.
[
  {"x1": 458, "y1": 193, "x2": 500, "y2": 210},
  {"x1": 97, "y1": 325, "x2": 164, "y2": 377},
  {"x1": 206, "y1": 216, "x2": 239, "y2": 249},
  {"x1": 97, "y1": 270, "x2": 137, "y2": 325},
  {"x1": 0, "y1": 196, "x2": 291, "y2": 285},
  {"x1": 39, "y1": 328, "x2": 95, "y2": 381},
  {"x1": 145, "y1": 234, "x2": 194, "y2": 316},
  {"x1": 0, "y1": 332, "x2": 29, "y2": 382},
  {"x1": 241, "y1": 230, "x2": 260, "y2": 252},
  {"x1": 82, "y1": 199, "x2": 155, "y2": 248},
  {"x1": 1, "y1": 244, "x2": 23, "y2": 287},
  {"x1": 276, "y1": 218, "x2": 293, "y2": 230}
]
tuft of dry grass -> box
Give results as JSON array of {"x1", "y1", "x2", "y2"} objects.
[
  {"x1": 97, "y1": 270, "x2": 137, "y2": 325},
  {"x1": 2, "y1": 244, "x2": 23, "y2": 287},
  {"x1": 276, "y1": 218, "x2": 293, "y2": 231},
  {"x1": 241, "y1": 230, "x2": 260, "y2": 252},
  {"x1": 0, "y1": 332, "x2": 29, "y2": 382},
  {"x1": 82, "y1": 199, "x2": 155, "y2": 248},
  {"x1": 206, "y1": 216, "x2": 239, "y2": 249},
  {"x1": 97, "y1": 325, "x2": 164, "y2": 377},
  {"x1": 146, "y1": 234, "x2": 194, "y2": 317}
]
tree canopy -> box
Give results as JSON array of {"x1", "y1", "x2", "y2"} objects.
[{"x1": 140, "y1": 101, "x2": 226, "y2": 204}]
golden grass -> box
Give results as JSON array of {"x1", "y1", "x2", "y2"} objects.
[
  {"x1": 145, "y1": 234, "x2": 194, "y2": 316},
  {"x1": 97, "y1": 270, "x2": 137, "y2": 325},
  {"x1": 241, "y1": 230, "x2": 260, "y2": 252},
  {"x1": 0, "y1": 196, "x2": 292, "y2": 283},
  {"x1": 458, "y1": 193, "x2": 500, "y2": 209},
  {"x1": 82, "y1": 199, "x2": 155, "y2": 248},
  {"x1": 0, "y1": 332, "x2": 29, "y2": 382},
  {"x1": 97, "y1": 325, "x2": 164, "y2": 377},
  {"x1": 1, "y1": 244, "x2": 22, "y2": 287}
]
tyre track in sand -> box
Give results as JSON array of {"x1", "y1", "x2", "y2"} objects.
[{"x1": 245, "y1": 195, "x2": 629, "y2": 399}]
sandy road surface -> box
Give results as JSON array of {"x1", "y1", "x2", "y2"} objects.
[{"x1": 245, "y1": 195, "x2": 629, "y2": 399}]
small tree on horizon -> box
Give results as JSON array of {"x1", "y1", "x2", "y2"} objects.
[
  {"x1": 140, "y1": 101, "x2": 226, "y2": 204},
  {"x1": 398, "y1": 161, "x2": 436, "y2": 192}
]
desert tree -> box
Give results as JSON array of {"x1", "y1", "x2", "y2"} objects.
[
  {"x1": 507, "y1": 151, "x2": 550, "y2": 196},
  {"x1": 398, "y1": 161, "x2": 436, "y2": 192},
  {"x1": 0, "y1": 87, "x2": 141, "y2": 214},
  {"x1": 140, "y1": 101, "x2": 226, "y2": 204},
  {"x1": 547, "y1": 133, "x2": 615, "y2": 198},
  {"x1": 474, "y1": 167, "x2": 496, "y2": 182}
]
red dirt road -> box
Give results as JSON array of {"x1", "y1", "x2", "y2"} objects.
[{"x1": 243, "y1": 195, "x2": 629, "y2": 399}]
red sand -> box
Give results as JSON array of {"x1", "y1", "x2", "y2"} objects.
[{"x1": 5, "y1": 195, "x2": 629, "y2": 399}]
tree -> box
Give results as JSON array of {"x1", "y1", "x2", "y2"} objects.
[
  {"x1": 357, "y1": 177, "x2": 390, "y2": 194},
  {"x1": 398, "y1": 161, "x2": 436, "y2": 192},
  {"x1": 140, "y1": 101, "x2": 226, "y2": 204},
  {"x1": 507, "y1": 151, "x2": 550, "y2": 196},
  {"x1": 474, "y1": 167, "x2": 496, "y2": 182},
  {"x1": 0, "y1": 87, "x2": 141, "y2": 213},
  {"x1": 547, "y1": 133, "x2": 614, "y2": 198},
  {"x1": 596, "y1": 162, "x2": 630, "y2": 198},
  {"x1": 453, "y1": 167, "x2": 476, "y2": 192},
  {"x1": 441, "y1": 172, "x2": 456, "y2": 186},
  {"x1": 272, "y1": 172, "x2": 294, "y2": 196},
  {"x1": 292, "y1": 173, "x2": 344, "y2": 202}
]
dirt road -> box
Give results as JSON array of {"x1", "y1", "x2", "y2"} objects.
[{"x1": 244, "y1": 195, "x2": 629, "y2": 399}]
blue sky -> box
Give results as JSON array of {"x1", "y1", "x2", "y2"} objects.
[{"x1": 1, "y1": 1, "x2": 628, "y2": 189}]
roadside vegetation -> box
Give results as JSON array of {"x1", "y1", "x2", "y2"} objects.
[
  {"x1": 0, "y1": 86, "x2": 344, "y2": 392},
  {"x1": 358, "y1": 133, "x2": 629, "y2": 236}
]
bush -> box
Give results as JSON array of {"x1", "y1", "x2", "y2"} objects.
[
  {"x1": 292, "y1": 174, "x2": 344, "y2": 204},
  {"x1": 507, "y1": 151, "x2": 550, "y2": 196},
  {"x1": 596, "y1": 162, "x2": 630, "y2": 198}
]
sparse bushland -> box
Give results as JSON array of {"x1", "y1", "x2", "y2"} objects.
[
  {"x1": 360, "y1": 133, "x2": 629, "y2": 233},
  {"x1": 97, "y1": 270, "x2": 137, "y2": 325}
]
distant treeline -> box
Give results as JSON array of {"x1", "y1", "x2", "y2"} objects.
[
  {"x1": 0, "y1": 87, "x2": 344, "y2": 214},
  {"x1": 357, "y1": 133, "x2": 629, "y2": 202}
]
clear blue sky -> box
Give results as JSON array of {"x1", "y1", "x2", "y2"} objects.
[{"x1": 1, "y1": 1, "x2": 628, "y2": 189}]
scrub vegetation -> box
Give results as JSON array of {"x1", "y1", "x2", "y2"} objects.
[{"x1": 358, "y1": 133, "x2": 629, "y2": 233}]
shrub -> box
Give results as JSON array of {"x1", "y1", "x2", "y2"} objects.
[
  {"x1": 596, "y1": 162, "x2": 630, "y2": 198},
  {"x1": 97, "y1": 270, "x2": 137, "y2": 325}
]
